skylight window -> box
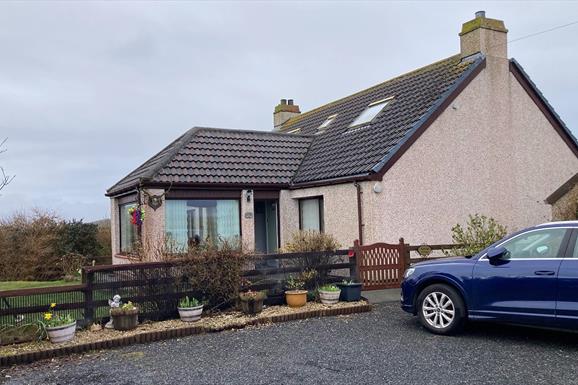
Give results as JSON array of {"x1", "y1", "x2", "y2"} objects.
[
  {"x1": 317, "y1": 114, "x2": 337, "y2": 133},
  {"x1": 349, "y1": 97, "x2": 393, "y2": 127}
]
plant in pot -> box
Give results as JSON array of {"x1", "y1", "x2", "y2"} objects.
[
  {"x1": 178, "y1": 296, "x2": 204, "y2": 322},
  {"x1": 239, "y1": 290, "x2": 267, "y2": 315},
  {"x1": 284, "y1": 276, "x2": 308, "y2": 308},
  {"x1": 336, "y1": 279, "x2": 363, "y2": 302},
  {"x1": 42, "y1": 303, "x2": 76, "y2": 344},
  {"x1": 110, "y1": 301, "x2": 139, "y2": 331},
  {"x1": 318, "y1": 284, "x2": 341, "y2": 305}
]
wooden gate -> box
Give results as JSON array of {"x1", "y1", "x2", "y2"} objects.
[{"x1": 352, "y1": 239, "x2": 409, "y2": 290}]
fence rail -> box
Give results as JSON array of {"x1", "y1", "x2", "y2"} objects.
[{"x1": 0, "y1": 249, "x2": 354, "y2": 327}]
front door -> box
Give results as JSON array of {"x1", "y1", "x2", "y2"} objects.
[
  {"x1": 254, "y1": 200, "x2": 279, "y2": 254},
  {"x1": 471, "y1": 227, "x2": 569, "y2": 326}
]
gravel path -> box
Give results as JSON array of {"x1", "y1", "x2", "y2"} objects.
[{"x1": 3, "y1": 303, "x2": 578, "y2": 385}]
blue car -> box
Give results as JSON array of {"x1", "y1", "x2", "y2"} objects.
[{"x1": 401, "y1": 221, "x2": 578, "y2": 334}]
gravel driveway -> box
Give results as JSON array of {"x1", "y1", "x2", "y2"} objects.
[{"x1": 3, "y1": 302, "x2": 578, "y2": 385}]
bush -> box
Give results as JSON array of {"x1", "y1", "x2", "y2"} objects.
[
  {"x1": 176, "y1": 238, "x2": 253, "y2": 309},
  {"x1": 450, "y1": 214, "x2": 508, "y2": 256},
  {"x1": 282, "y1": 231, "x2": 340, "y2": 287},
  {"x1": 0, "y1": 210, "x2": 106, "y2": 281}
]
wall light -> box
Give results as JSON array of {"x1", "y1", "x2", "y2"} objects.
[{"x1": 246, "y1": 190, "x2": 253, "y2": 202}]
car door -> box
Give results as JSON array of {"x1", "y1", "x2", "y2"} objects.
[
  {"x1": 556, "y1": 229, "x2": 578, "y2": 329},
  {"x1": 471, "y1": 227, "x2": 570, "y2": 326}
]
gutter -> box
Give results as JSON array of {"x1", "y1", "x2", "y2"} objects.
[{"x1": 354, "y1": 181, "x2": 364, "y2": 244}]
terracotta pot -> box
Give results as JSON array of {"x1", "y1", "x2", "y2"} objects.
[
  {"x1": 240, "y1": 298, "x2": 264, "y2": 315},
  {"x1": 285, "y1": 290, "x2": 308, "y2": 308},
  {"x1": 319, "y1": 289, "x2": 341, "y2": 305},
  {"x1": 46, "y1": 321, "x2": 76, "y2": 344},
  {"x1": 178, "y1": 305, "x2": 204, "y2": 322},
  {"x1": 111, "y1": 308, "x2": 139, "y2": 331}
]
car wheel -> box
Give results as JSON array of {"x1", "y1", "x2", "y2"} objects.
[{"x1": 417, "y1": 284, "x2": 466, "y2": 335}]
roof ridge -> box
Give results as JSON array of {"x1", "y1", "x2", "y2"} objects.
[
  {"x1": 195, "y1": 126, "x2": 312, "y2": 138},
  {"x1": 280, "y1": 54, "x2": 464, "y2": 129}
]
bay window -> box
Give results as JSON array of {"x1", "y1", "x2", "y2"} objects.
[
  {"x1": 299, "y1": 197, "x2": 324, "y2": 232},
  {"x1": 165, "y1": 199, "x2": 241, "y2": 250}
]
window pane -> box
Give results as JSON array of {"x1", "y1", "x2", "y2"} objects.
[
  {"x1": 500, "y1": 228, "x2": 567, "y2": 259},
  {"x1": 300, "y1": 198, "x2": 323, "y2": 232},
  {"x1": 119, "y1": 203, "x2": 137, "y2": 253},
  {"x1": 349, "y1": 101, "x2": 389, "y2": 127},
  {"x1": 165, "y1": 199, "x2": 240, "y2": 251}
]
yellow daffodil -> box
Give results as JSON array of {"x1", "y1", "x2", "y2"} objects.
[
  {"x1": 44, "y1": 313, "x2": 52, "y2": 321},
  {"x1": 50, "y1": 303, "x2": 56, "y2": 308}
]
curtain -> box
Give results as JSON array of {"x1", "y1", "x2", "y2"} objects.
[
  {"x1": 300, "y1": 198, "x2": 321, "y2": 231},
  {"x1": 216, "y1": 200, "x2": 240, "y2": 240},
  {"x1": 165, "y1": 200, "x2": 189, "y2": 251},
  {"x1": 119, "y1": 203, "x2": 136, "y2": 253}
]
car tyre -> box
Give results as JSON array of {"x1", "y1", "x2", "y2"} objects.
[{"x1": 417, "y1": 284, "x2": 466, "y2": 335}]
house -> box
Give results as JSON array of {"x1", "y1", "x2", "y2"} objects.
[
  {"x1": 546, "y1": 172, "x2": 578, "y2": 220},
  {"x1": 106, "y1": 12, "x2": 578, "y2": 263}
]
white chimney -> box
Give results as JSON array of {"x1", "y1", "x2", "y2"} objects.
[{"x1": 273, "y1": 99, "x2": 300, "y2": 131}]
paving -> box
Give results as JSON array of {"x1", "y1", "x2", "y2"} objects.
[{"x1": 3, "y1": 302, "x2": 578, "y2": 385}]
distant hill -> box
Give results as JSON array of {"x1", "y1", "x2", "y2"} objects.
[{"x1": 90, "y1": 218, "x2": 110, "y2": 227}]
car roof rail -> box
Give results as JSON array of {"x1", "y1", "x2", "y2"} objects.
[{"x1": 535, "y1": 220, "x2": 578, "y2": 227}]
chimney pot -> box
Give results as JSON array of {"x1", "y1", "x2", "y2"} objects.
[
  {"x1": 281, "y1": 99, "x2": 287, "y2": 105},
  {"x1": 475, "y1": 10, "x2": 486, "y2": 18},
  {"x1": 288, "y1": 99, "x2": 294, "y2": 105}
]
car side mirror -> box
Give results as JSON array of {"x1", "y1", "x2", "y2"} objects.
[{"x1": 487, "y1": 246, "x2": 508, "y2": 261}]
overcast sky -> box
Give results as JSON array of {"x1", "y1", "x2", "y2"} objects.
[{"x1": 1, "y1": 1, "x2": 577, "y2": 222}]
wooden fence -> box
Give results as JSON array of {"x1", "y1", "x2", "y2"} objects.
[{"x1": 0, "y1": 250, "x2": 353, "y2": 326}]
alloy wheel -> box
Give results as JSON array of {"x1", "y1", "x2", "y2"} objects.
[{"x1": 422, "y1": 291, "x2": 455, "y2": 329}]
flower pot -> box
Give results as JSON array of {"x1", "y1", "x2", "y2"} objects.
[
  {"x1": 178, "y1": 304, "x2": 204, "y2": 322},
  {"x1": 336, "y1": 283, "x2": 363, "y2": 302},
  {"x1": 319, "y1": 289, "x2": 341, "y2": 305},
  {"x1": 240, "y1": 298, "x2": 264, "y2": 315},
  {"x1": 46, "y1": 321, "x2": 76, "y2": 344},
  {"x1": 111, "y1": 308, "x2": 139, "y2": 331},
  {"x1": 285, "y1": 290, "x2": 308, "y2": 308}
]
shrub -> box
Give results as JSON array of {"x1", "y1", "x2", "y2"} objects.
[
  {"x1": 282, "y1": 231, "x2": 340, "y2": 286},
  {"x1": 319, "y1": 284, "x2": 340, "y2": 292},
  {"x1": 450, "y1": 214, "x2": 508, "y2": 256},
  {"x1": 175, "y1": 238, "x2": 253, "y2": 309},
  {"x1": 0, "y1": 210, "x2": 105, "y2": 281},
  {"x1": 179, "y1": 296, "x2": 201, "y2": 308}
]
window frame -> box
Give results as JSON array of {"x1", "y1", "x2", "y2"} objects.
[
  {"x1": 317, "y1": 114, "x2": 337, "y2": 133},
  {"x1": 480, "y1": 227, "x2": 573, "y2": 261},
  {"x1": 164, "y1": 197, "x2": 243, "y2": 248},
  {"x1": 349, "y1": 97, "x2": 393, "y2": 128},
  {"x1": 298, "y1": 196, "x2": 324, "y2": 232}
]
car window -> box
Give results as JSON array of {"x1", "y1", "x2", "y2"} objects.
[
  {"x1": 572, "y1": 233, "x2": 578, "y2": 258},
  {"x1": 499, "y1": 228, "x2": 567, "y2": 259}
]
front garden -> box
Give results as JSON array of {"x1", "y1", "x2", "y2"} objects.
[{"x1": 0, "y1": 232, "x2": 371, "y2": 365}]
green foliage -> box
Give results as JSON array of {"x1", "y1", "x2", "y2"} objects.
[
  {"x1": 450, "y1": 214, "x2": 508, "y2": 256},
  {"x1": 111, "y1": 301, "x2": 138, "y2": 315},
  {"x1": 179, "y1": 296, "x2": 201, "y2": 308},
  {"x1": 285, "y1": 277, "x2": 305, "y2": 291},
  {"x1": 0, "y1": 210, "x2": 109, "y2": 281},
  {"x1": 42, "y1": 303, "x2": 75, "y2": 328},
  {"x1": 318, "y1": 284, "x2": 340, "y2": 292},
  {"x1": 56, "y1": 220, "x2": 101, "y2": 257}
]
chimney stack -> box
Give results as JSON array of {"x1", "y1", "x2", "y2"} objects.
[
  {"x1": 460, "y1": 11, "x2": 508, "y2": 59},
  {"x1": 273, "y1": 98, "x2": 300, "y2": 131}
]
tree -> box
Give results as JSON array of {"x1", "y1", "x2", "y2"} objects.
[
  {"x1": 0, "y1": 138, "x2": 14, "y2": 192},
  {"x1": 450, "y1": 214, "x2": 508, "y2": 256}
]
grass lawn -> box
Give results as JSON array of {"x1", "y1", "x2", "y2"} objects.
[{"x1": 0, "y1": 280, "x2": 81, "y2": 291}]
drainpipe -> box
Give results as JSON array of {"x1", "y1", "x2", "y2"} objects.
[{"x1": 354, "y1": 182, "x2": 364, "y2": 245}]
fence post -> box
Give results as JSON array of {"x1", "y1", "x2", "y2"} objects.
[
  {"x1": 399, "y1": 237, "x2": 410, "y2": 272},
  {"x1": 82, "y1": 268, "x2": 94, "y2": 325},
  {"x1": 351, "y1": 240, "x2": 361, "y2": 282}
]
